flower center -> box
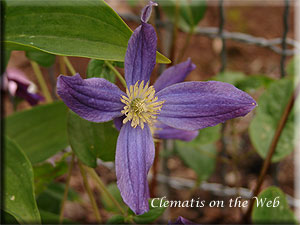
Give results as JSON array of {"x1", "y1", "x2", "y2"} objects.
[{"x1": 120, "y1": 80, "x2": 164, "y2": 129}]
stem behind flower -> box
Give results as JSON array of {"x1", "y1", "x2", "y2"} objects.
[
  {"x1": 30, "y1": 60, "x2": 53, "y2": 103},
  {"x1": 59, "y1": 153, "x2": 75, "y2": 224},
  {"x1": 78, "y1": 161, "x2": 102, "y2": 223},
  {"x1": 104, "y1": 61, "x2": 127, "y2": 88}
]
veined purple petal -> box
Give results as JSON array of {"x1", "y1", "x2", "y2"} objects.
[
  {"x1": 141, "y1": 1, "x2": 158, "y2": 23},
  {"x1": 154, "y1": 58, "x2": 196, "y2": 92},
  {"x1": 57, "y1": 74, "x2": 124, "y2": 123},
  {"x1": 115, "y1": 123, "x2": 155, "y2": 215},
  {"x1": 125, "y1": 22, "x2": 157, "y2": 86},
  {"x1": 154, "y1": 122, "x2": 198, "y2": 141},
  {"x1": 156, "y1": 81, "x2": 257, "y2": 130}
]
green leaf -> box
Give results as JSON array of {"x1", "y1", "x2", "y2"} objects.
[
  {"x1": 180, "y1": 0, "x2": 206, "y2": 29},
  {"x1": 4, "y1": 136, "x2": 41, "y2": 224},
  {"x1": 34, "y1": 159, "x2": 68, "y2": 196},
  {"x1": 4, "y1": 0, "x2": 170, "y2": 64},
  {"x1": 236, "y1": 75, "x2": 274, "y2": 92},
  {"x1": 159, "y1": 0, "x2": 206, "y2": 31},
  {"x1": 194, "y1": 125, "x2": 221, "y2": 145},
  {"x1": 176, "y1": 142, "x2": 216, "y2": 181},
  {"x1": 214, "y1": 71, "x2": 275, "y2": 92},
  {"x1": 37, "y1": 182, "x2": 79, "y2": 214},
  {"x1": 133, "y1": 199, "x2": 167, "y2": 223},
  {"x1": 249, "y1": 79, "x2": 294, "y2": 162},
  {"x1": 26, "y1": 51, "x2": 56, "y2": 67},
  {"x1": 5, "y1": 41, "x2": 56, "y2": 68},
  {"x1": 252, "y1": 186, "x2": 297, "y2": 224},
  {"x1": 86, "y1": 59, "x2": 116, "y2": 82},
  {"x1": 67, "y1": 111, "x2": 119, "y2": 167},
  {"x1": 106, "y1": 215, "x2": 125, "y2": 224},
  {"x1": 286, "y1": 56, "x2": 300, "y2": 78},
  {"x1": 213, "y1": 71, "x2": 246, "y2": 86},
  {"x1": 4, "y1": 48, "x2": 12, "y2": 71},
  {"x1": 101, "y1": 183, "x2": 127, "y2": 213},
  {"x1": 39, "y1": 210, "x2": 75, "y2": 224},
  {"x1": 2, "y1": 211, "x2": 19, "y2": 224},
  {"x1": 5, "y1": 101, "x2": 68, "y2": 164}
]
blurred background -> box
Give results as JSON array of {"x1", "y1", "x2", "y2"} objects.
[{"x1": 3, "y1": 0, "x2": 299, "y2": 224}]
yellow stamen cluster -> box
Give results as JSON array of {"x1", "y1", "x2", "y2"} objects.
[{"x1": 120, "y1": 81, "x2": 164, "y2": 129}]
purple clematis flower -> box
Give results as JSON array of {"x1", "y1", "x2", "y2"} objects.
[
  {"x1": 168, "y1": 216, "x2": 197, "y2": 225},
  {"x1": 113, "y1": 58, "x2": 199, "y2": 142},
  {"x1": 3, "y1": 68, "x2": 44, "y2": 105},
  {"x1": 56, "y1": 1, "x2": 257, "y2": 215}
]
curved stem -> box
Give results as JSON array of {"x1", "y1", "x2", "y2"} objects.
[
  {"x1": 59, "y1": 153, "x2": 75, "y2": 224},
  {"x1": 176, "y1": 27, "x2": 194, "y2": 63},
  {"x1": 78, "y1": 162, "x2": 102, "y2": 223},
  {"x1": 59, "y1": 56, "x2": 67, "y2": 75},
  {"x1": 30, "y1": 61, "x2": 53, "y2": 103},
  {"x1": 150, "y1": 141, "x2": 161, "y2": 197},
  {"x1": 85, "y1": 166, "x2": 126, "y2": 217},
  {"x1": 244, "y1": 82, "x2": 300, "y2": 222},
  {"x1": 169, "y1": 0, "x2": 180, "y2": 65},
  {"x1": 104, "y1": 61, "x2": 127, "y2": 88},
  {"x1": 63, "y1": 56, "x2": 76, "y2": 75}
]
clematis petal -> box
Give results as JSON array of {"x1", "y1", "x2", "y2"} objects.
[
  {"x1": 169, "y1": 216, "x2": 196, "y2": 225},
  {"x1": 4, "y1": 69, "x2": 44, "y2": 106},
  {"x1": 17, "y1": 88, "x2": 44, "y2": 106},
  {"x1": 141, "y1": 1, "x2": 158, "y2": 23},
  {"x1": 156, "y1": 81, "x2": 257, "y2": 130},
  {"x1": 154, "y1": 122, "x2": 198, "y2": 141},
  {"x1": 57, "y1": 74, "x2": 124, "y2": 122},
  {"x1": 115, "y1": 122, "x2": 155, "y2": 215},
  {"x1": 124, "y1": 23, "x2": 157, "y2": 86},
  {"x1": 113, "y1": 116, "x2": 124, "y2": 131},
  {"x1": 154, "y1": 58, "x2": 196, "y2": 92}
]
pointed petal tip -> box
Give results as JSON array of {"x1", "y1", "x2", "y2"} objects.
[
  {"x1": 154, "y1": 58, "x2": 196, "y2": 92},
  {"x1": 141, "y1": 1, "x2": 158, "y2": 23},
  {"x1": 56, "y1": 73, "x2": 124, "y2": 123},
  {"x1": 116, "y1": 123, "x2": 154, "y2": 216},
  {"x1": 156, "y1": 81, "x2": 258, "y2": 130}
]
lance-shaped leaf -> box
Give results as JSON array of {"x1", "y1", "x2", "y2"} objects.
[
  {"x1": 4, "y1": 136, "x2": 41, "y2": 224},
  {"x1": 5, "y1": 101, "x2": 68, "y2": 164},
  {"x1": 4, "y1": 0, "x2": 170, "y2": 64}
]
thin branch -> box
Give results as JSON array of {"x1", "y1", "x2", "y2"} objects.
[
  {"x1": 78, "y1": 161, "x2": 102, "y2": 223},
  {"x1": 176, "y1": 27, "x2": 194, "y2": 63},
  {"x1": 97, "y1": 161, "x2": 300, "y2": 208},
  {"x1": 59, "y1": 56, "x2": 67, "y2": 75},
  {"x1": 119, "y1": 13, "x2": 299, "y2": 56},
  {"x1": 150, "y1": 141, "x2": 161, "y2": 197},
  {"x1": 155, "y1": 174, "x2": 300, "y2": 208},
  {"x1": 192, "y1": 27, "x2": 298, "y2": 56},
  {"x1": 244, "y1": 81, "x2": 300, "y2": 221},
  {"x1": 104, "y1": 61, "x2": 127, "y2": 88},
  {"x1": 63, "y1": 56, "x2": 76, "y2": 75},
  {"x1": 218, "y1": 0, "x2": 226, "y2": 72},
  {"x1": 85, "y1": 166, "x2": 127, "y2": 217},
  {"x1": 169, "y1": 0, "x2": 180, "y2": 65},
  {"x1": 59, "y1": 153, "x2": 75, "y2": 224},
  {"x1": 280, "y1": 0, "x2": 290, "y2": 77},
  {"x1": 30, "y1": 60, "x2": 53, "y2": 103}
]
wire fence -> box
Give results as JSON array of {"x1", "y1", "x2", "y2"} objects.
[
  {"x1": 120, "y1": 0, "x2": 299, "y2": 73},
  {"x1": 118, "y1": 0, "x2": 299, "y2": 209}
]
